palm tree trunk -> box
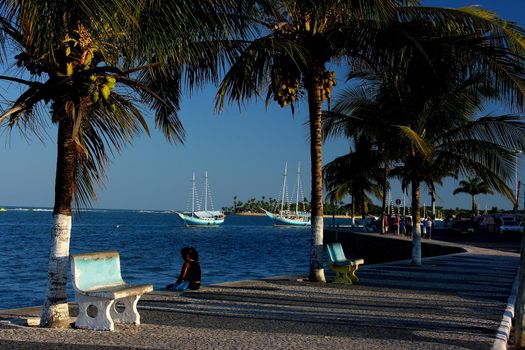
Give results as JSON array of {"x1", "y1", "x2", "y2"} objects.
[
  {"x1": 360, "y1": 189, "x2": 366, "y2": 220},
  {"x1": 306, "y1": 72, "x2": 325, "y2": 283},
  {"x1": 40, "y1": 116, "x2": 77, "y2": 328},
  {"x1": 430, "y1": 190, "x2": 436, "y2": 217},
  {"x1": 351, "y1": 194, "x2": 356, "y2": 225},
  {"x1": 380, "y1": 161, "x2": 388, "y2": 234},
  {"x1": 471, "y1": 195, "x2": 476, "y2": 215},
  {"x1": 411, "y1": 179, "x2": 422, "y2": 265}
]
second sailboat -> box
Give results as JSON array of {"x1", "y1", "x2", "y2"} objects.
[{"x1": 262, "y1": 162, "x2": 311, "y2": 226}]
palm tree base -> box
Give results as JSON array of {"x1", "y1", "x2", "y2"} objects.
[
  {"x1": 40, "y1": 303, "x2": 72, "y2": 328},
  {"x1": 309, "y1": 269, "x2": 326, "y2": 283}
]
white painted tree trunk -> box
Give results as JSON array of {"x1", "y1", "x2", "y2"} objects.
[
  {"x1": 412, "y1": 221, "x2": 422, "y2": 265},
  {"x1": 40, "y1": 214, "x2": 72, "y2": 328},
  {"x1": 310, "y1": 215, "x2": 326, "y2": 282},
  {"x1": 411, "y1": 180, "x2": 422, "y2": 265}
]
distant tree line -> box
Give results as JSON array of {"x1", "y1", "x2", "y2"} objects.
[
  {"x1": 223, "y1": 196, "x2": 312, "y2": 214},
  {"x1": 225, "y1": 196, "x2": 515, "y2": 219}
]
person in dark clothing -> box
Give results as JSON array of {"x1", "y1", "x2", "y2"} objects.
[{"x1": 167, "y1": 247, "x2": 201, "y2": 291}]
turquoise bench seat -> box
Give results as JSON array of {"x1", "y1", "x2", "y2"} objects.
[
  {"x1": 326, "y1": 243, "x2": 364, "y2": 284},
  {"x1": 71, "y1": 251, "x2": 153, "y2": 331}
]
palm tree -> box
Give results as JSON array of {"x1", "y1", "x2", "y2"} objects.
[
  {"x1": 215, "y1": 0, "x2": 429, "y2": 282},
  {"x1": 323, "y1": 136, "x2": 384, "y2": 221},
  {"x1": 324, "y1": 15, "x2": 525, "y2": 265},
  {"x1": 322, "y1": 83, "x2": 403, "y2": 234},
  {"x1": 0, "y1": 1, "x2": 248, "y2": 328},
  {"x1": 233, "y1": 196, "x2": 238, "y2": 212},
  {"x1": 453, "y1": 177, "x2": 494, "y2": 214},
  {"x1": 388, "y1": 31, "x2": 525, "y2": 264}
]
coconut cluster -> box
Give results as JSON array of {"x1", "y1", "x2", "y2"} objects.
[
  {"x1": 90, "y1": 75, "x2": 117, "y2": 111},
  {"x1": 321, "y1": 70, "x2": 336, "y2": 101},
  {"x1": 274, "y1": 78, "x2": 300, "y2": 107}
]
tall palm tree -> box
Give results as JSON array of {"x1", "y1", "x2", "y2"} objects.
[
  {"x1": 387, "y1": 27, "x2": 525, "y2": 264},
  {"x1": 413, "y1": 52, "x2": 523, "y2": 261},
  {"x1": 233, "y1": 196, "x2": 238, "y2": 212},
  {"x1": 453, "y1": 177, "x2": 494, "y2": 214},
  {"x1": 215, "y1": 0, "x2": 427, "y2": 282},
  {"x1": 324, "y1": 14, "x2": 525, "y2": 264},
  {"x1": 0, "y1": 0, "x2": 249, "y2": 328},
  {"x1": 323, "y1": 82, "x2": 403, "y2": 234},
  {"x1": 323, "y1": 131, "x2": 384, "y2": 222}
]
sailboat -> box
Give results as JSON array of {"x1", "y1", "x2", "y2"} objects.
[
  {"x1": 262, "y1": 162, "x2": 311, "y2": 226},
  {"x1": 174, "y1": 172, "x2": 225, "y2": 226}
]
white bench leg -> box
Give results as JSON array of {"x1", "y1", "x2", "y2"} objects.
[
  {"x1": 75, "y1": 294, "x2": 115, "y2": 331},
  {"x1": 111, "y1": 295, "x2": 142, "y2": 325}
]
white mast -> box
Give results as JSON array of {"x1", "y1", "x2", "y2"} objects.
[
  {"x1": 280, "y1": 163, "x2": 288, "y2": 213},
  {"x1": 296, "y1": 162, "x2": 301, "y2": 216},
  {"x1": 204, "y1": 171, "x2": 208, "y2": 211},
  {"x1": 191, "y1": 172, "x2": 196, "y2": 216}
]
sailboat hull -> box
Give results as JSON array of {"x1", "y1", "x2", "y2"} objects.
[
  {"x1": 175, "y1": 211, "x2": 224, "y2": 226},
  {"x1": 262, "y1": 209, "x2": 311, "y2": 226}
]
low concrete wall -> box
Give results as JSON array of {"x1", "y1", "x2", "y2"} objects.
[{"x1": 324, "y1": 230, "x2": 466, "y2": 264}]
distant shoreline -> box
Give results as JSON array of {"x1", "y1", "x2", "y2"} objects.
[
  {"x1": 233, "y1": 212, "x2": 266, "y2": 217},
  {"x1": 232, "y1": 212, "x2": 353, "y2": 219}
]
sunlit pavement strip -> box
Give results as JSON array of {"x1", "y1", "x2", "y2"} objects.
[{"x1": 0, "y1": 244, "x2": 519, "y2": 349}]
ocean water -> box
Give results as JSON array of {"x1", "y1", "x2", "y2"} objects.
[{"x1": 0, "y1": 208, "x2": 352, "y2": 310}]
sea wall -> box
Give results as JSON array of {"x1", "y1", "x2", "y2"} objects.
[{"x1": 324, "y1": 230, "x2": 466, "y2": 264}]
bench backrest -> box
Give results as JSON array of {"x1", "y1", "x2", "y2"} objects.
[
  {"x1": 71, "y1": 251, "x2": 125, "y2": 292},
  {"x1": 326, "y1": 243, "x2": 347, "y2": 263}
]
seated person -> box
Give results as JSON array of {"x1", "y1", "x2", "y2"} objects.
[{"x1": 167, "y1": 247, "x2": 201, "y2": 291}]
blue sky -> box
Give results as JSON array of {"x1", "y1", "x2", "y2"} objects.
[{"x1": 0, "y1": 1, "x2": 524, "y2": 212}]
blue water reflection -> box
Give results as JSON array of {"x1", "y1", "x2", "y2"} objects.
[{"x1": 0, "y1": 209, "x2": 354, "y2": 309}]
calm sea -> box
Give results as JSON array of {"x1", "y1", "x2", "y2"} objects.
[{"x1": 0, "y1": 208, "x2": 353, "y2": 310}]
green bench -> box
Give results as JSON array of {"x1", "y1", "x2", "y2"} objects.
[
  {"x1": 71, "y1": 251, "x2": 153, "y2": 331},
  {"x1": 326, "y1": 243, "x2": 364, "y2": 284}
]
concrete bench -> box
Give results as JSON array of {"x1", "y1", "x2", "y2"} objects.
[
  {"x1": 71, "y1": 251, "x2": 153, "y2": 331},
  {"x1": 326, "y1": 243, "x2": 364, "y2": 284}
]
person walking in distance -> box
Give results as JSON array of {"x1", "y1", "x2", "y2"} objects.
[{"x1": 425, "y1": 217, "x2": 433, "y2": 240}]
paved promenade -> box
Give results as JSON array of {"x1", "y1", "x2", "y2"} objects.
[{"x1": 0, "y1": 241, "x2": 519, "y2": 349}]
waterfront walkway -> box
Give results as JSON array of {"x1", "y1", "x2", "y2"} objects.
[{"x1": 0, "y1": 242, "x2": 519, "y2": 349}]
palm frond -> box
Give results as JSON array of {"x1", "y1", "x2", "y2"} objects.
[
  {"x1": 135, "y1": 63, "x2": 185, "y2": 144},
  {"x1": 215, "y1": 35, "x2": 307, "y2": 111},
  {"x1": 441, "y1": 115, "x2": 525, "y2": 152},
  {"x1": 396, "y1": 125, "x2": 432, "y2": 159},
  {"x1": 73, "y1": 92, "x2": 150, "y2": 207},
  {"x1": 398, "y1": 6, "x2": 525, "y2": 54}
]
